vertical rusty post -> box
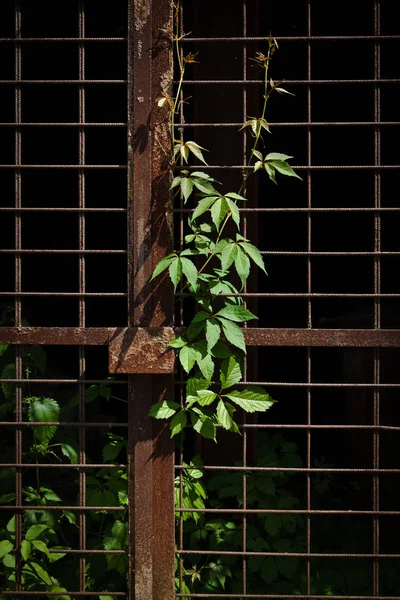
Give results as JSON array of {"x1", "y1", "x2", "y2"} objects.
[{"x1": 128, "y1": 1, "x2": 174, "y2": 599}]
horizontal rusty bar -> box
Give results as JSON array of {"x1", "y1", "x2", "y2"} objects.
[
  {"x1": 0, "y1": 249, "x2": 126, "y2": 254},
  {"x1": 0, "y1": 164, "x2": 127, "y2": 169},
  {"x1": 1, "y1": 327, "x2": 400, "y2": 347},
  {"x1": 0, "y1": 122, "x2": 127, "y2": 127},
  {"x1": 0, "y1": 463, "x2": 125, "y2": 468},
  {"x1": 178, "y1": 550, "x2": 400, "y2": 559},
  {"x1": 175, "y1": 508, "x2": 400, "y2": 516},
  {"x1": 0, "y1": 207, "x2": 127, "y2": 212},
  {"x1": 177, "y1": 121, "x2": 400, "y2": 127},
  {"x1": 0, "y1": 292, "x2": 127, "y2": 296},
  {"x1": 180, "y1": 78, "x2": 400, "y2": 85},
  {"x1": 245, "y1": 329, "x2": 400, "y2": 346},
  {"x1": 0, "y1": 594, "x2": 126, "y2": 597},
  {"x1": 182, "y1": 35, "x2": 400, "y2": 42},
  {"x1": 176, "y1": 207, "x2": 400, "y2": 212},
  {"x1": 0, "y1": 37, "x2": 126, "y2": 42},
  {"x1": 176, "y1": 596, "x2": 400, "y2": 599},
  {"x1": 0, "y1": 421, "x2": 128, "y2": 427},
  {"x1": 179, "y1": 164, "x2": 400, "y2": 171},
  {"x1": 175, "y1": 465, "x2": 400, "y2": 473},
  {"x1": 0, "y1": 79, "x2": 127, "y2": 84},
  {"x1": 0, "y1": 505, "x2": 125, "y2": 511}
]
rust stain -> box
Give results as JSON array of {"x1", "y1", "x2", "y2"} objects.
[
  {"x1": 134, "y1": 0, "x2": 151, "y2": 32},
  {"x1": 108, "y1": 327, "x2": 175, "y2": 374}
]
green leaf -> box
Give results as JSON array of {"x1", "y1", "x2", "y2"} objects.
[
  {"x1": 220, "y1": 355, "x2": 242, "y2": 390},
  {"x1": 27, "y1": 561, "x2": 53, "y2": 585},
  {"x1": 169, "y1": 335, "x2": 187, "y2": 349},
  {"x1": 150, "y1": 253, "x2": 176, "y2": 280},
  {"x1": 170, "y1": 410, "x2": 187, "y2": 437},
  {"x1": 220, "y1": 242, "x2": 238, "y2": 271},
  {"x1": 26, "y1": 524, "x2": 48, "y2": 541},
  {"x1": 235, "y1": 247, "x2": 251, "y2": 288},
  {"x1": 265, "y1": 152, "x2": 293, "y2": 161},
  {"x1": 224, "y1": 387, "x2": 275, "y2": 413},
  {"x1": 216, "y1": 399, "x2": 234, "y2": 430},
  {"x1": 31, "y1": 539, "x2": 50, "y2": 558},
  {"x1": 149, "y1": 400, "x2": 180, "y2": 419},
  {"x1": 261, "y1": 556, "x2": 279, "y2": 584},
  {"x1": 196, "y1": 390, "x2": 217, "y2": 406},
  {"x1": 28, "y1": 397, "x2": 60, "y2": 447},
  {"x1": 169, "y1": 257, "x2": 182, "y2": 291},
  {"x1": 180, "y1": 177, "x2": 194, "y2": 202},
  {"x1": 0, "y1": 540, "x2": 13, "y2": 559},
  {"x1": 191, "y1": 196, "x2": 219, "y2": 221},
  {"x1": 265, "y1": 163, "x2": 277, "y2": 184},
  {"x1": 6, "y1": 515, "x2": 15, "y2": 533},
  {"x1": 186, "y1": 319, "x2": 206, "y2": 341},
  {"x1": 225, "y1": 192, "x2": 247, "y2": 201},
  {"x1": 192, "y1": 176, "x2": 219, "y2": 195},
  {"x1": 61, "y1": 443, "x2": 78, "y2": 464},
  {"x1": 179, "y1": 345, "x2": 197, "y2": 373},
  {"x1": 216, "y1": 305, "x2": 257, "y2": 323},
  {"x1": 186, "y1": 141, "x2": 208, "y2": 165},
  {"x1": 265, "y1": 156, "x2": 302, "y2": 180},
  {"x1": 205, "y1": 319, "x2": 221, "y2": 352},
  {"x1": 21, "y1": 539, "x2": 32, "y2": 561},
  {"x1": 50, "y1": 587, "x2": 71, "y2": 600},
  {"x1": 219, "y1": 318, "x2": 246, "y2": 353},
  {"x1": 196, "y1": 351, "x2": 214, "y2": 382},
  {"x1": 226, "y1": 198, "x2": 240, "y2": 228},
  {"x1": 0, "y1": 344, "x2": 8, "y2": 357},
  {"x1": 187, "y1": 377, "x2": 209, "y2": 397},
  {"x1": 190, "y1": 411, "x2": 216, "y2": 441},
  {"x1": 211, "y1": 340, "x2": 233, "y2": 358},
  {"x1": 180, "y1": 257, "x2": 198, "y2": 289},
  {"x1": 240, "y1": 241, "x2": 267, "y2": 273},
  {"x1": 211, "y1": 197, "x2": 229, "y2": 231}
]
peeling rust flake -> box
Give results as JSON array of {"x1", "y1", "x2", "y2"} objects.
[
  {"x1": 134, "y1": 0, "x2": 151, "y2": 32},
  {"x1": 108, "y1": 327, "x2": 175, "y2": 374}
]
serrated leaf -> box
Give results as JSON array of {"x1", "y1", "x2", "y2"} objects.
[
  {"x1": 196, "y1": 351, "x2": 214, "y2": 381},
  {"x1": 186, "y1": 319, "x2": 206, "y2": 341},
  {"x1": 187, "y1": 377, "x2": 209, "y2": 397},
  {"x1": 226, "y1": 198, "x2": 240, "y2": 228},
  {"x1": 26, "y1": 524, "x2": 48, "y2": 541},
  {"x1": 211, "y1": 340, "x2": 233, "y2": 358},
  {"x1": 220, "y1": 242, "x2": 238, "y2": 271},
  {"x1": 149, "y1": 400, "x2": 180, "y2": 419},
  {"x1": 265, "y1": 162, "x2": 277, "y2": 184},
  {"x1": 6, "y1": 515, "x2": 15, "y2": 533},
  {"x1": 235, "y1": 247, "x2": 251, "y2": 288},
  {"x1": 0, "y1": 540, "x2": 13, "y2": 559},
  {"x1": 180, "y1": 177, "x2": 194, "y2": 202},
  {"x1": 225, "y1": 192, "x2": 247, "y2": 201},
  {"x1": 170, "y1": 410, "x2": 187, "y2": 437},
  {"x1": 253, "y1": 150, "x2": 263, "y2": 161},
  {"x1": 219, "y1": 318, "x2": 246, "y2": 353},
  {"x1": 224, "y1": 387, "x2": 275, "y2": 413},
  {"x1": 240, "y1": 242, "x2": 267, "y2": 273},
  {"x1": 205, "y1": 319, "x2": 221, "y2": 352},
  {"x1": 169, "y1": 335, "x2": 187, "y2": 349},
  {"x1": 196, "y1": 390, "x2": 217, "y2": 406},
  {"x1": 266, "y1": 158, "x2": 302, "y2": 180},
  {"x1": 186, "y1": 141, "x2": 208, "y2": 165},
  {"x1": 28, "y1": 397, "x2": 60, "y2": 447},
  {"x1": 61, "y1": 443, "x2": 78, "y2": 464},
  {"x1": 216, "y1": 399, "x2": 234, "y2": 430},
  {"x1": 265, "y1": 152, "x2": 293, "y2": 161},
  {"x1": 220, "y1": 355, "x2": 242, "y2": 390},
  {"x1": 211, "y1": 197, "x2": 229, "y2": 231},
  {"x1": 180, "y1": 257, "x2": 198, "y2": 289},
  {"x1": 192, "y1": 195, "x2": 219, "y2": 221},
  {"x1": 151, "y1": 253, "x2": 176, "y2": 280},
  {"x1": 171, "y1": 175, "x2": 183, "y2": 189},
  {"x1": 216, "y1": 305, "x2": 257, "y2": 323},
  {"x1": 190, "y1": 411, "x2": 216, "y2": 441},
  {"x1": 0, "y1": 344, "x2": 8, "y2": 357},
  {"x1": 169, "y1": 257, "x2": 182, "y2": 291},
  {"x1": 179, "y1": 345, "x2": 197, "y2": 374}
]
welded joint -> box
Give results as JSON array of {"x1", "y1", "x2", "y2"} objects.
[{"x1": 108, "y1": 326, "x2": 175, "y2": 374}]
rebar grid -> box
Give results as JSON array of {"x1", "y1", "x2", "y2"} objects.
[{"x1": 174, "y1": 0, "x2": 400, "y2": 598}]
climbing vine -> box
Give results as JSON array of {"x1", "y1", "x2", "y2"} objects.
[{"x1": 150, "y1": 3, "x2": 301, "y2": 440}]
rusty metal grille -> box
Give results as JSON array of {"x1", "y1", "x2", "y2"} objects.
[
  {"x1": 175, "y1": 0, "x2": 400, "y2": 598},
  {"x1": 0, "y1": 1, "x2": 175, "y2": 599}
]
